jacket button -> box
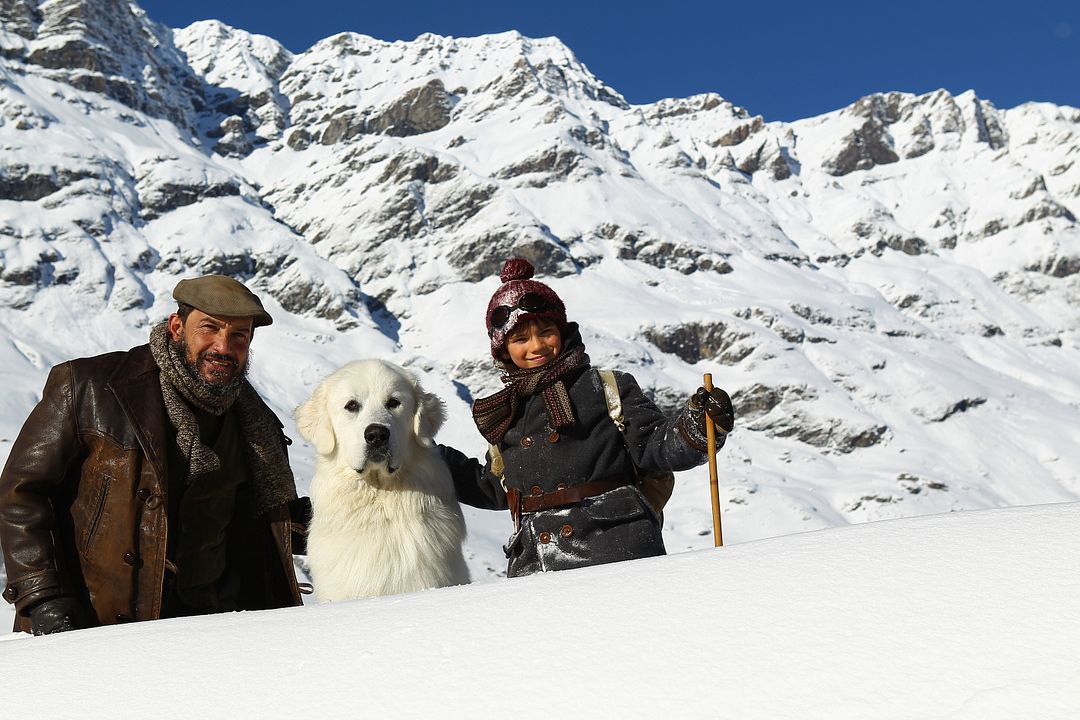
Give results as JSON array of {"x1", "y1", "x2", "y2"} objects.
[
  {"x1": 547, "y1": 431, "x2": 560, "y2": 443},
  {"x1": 539, "y1": 531, "x2": 552, "y2": 544},
  {"x1": 530, "y1": 485, "x2": 543, "y2": 496},
  {"x1": 145, "y1": 495, "x2": 162, "y2": 510},
  {"x1": 520, "y1": 436, "x2": 533, "y2": 448},
  {"x1": 123, "y1": 552, "x2": 143, "y2": 568},
  {"x1": 137, "y1": 488, "x2": 150, "y2": 501},
  {"x1": 2, "y1": 586, "x2": 16, "y2": 602},
  {"x1": 560, "y1": 524, "x2": 574, "y2": 538}
]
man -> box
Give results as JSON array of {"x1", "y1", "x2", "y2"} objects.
[{"x1": 0, "y1": 275, "x2": 309, "y2": 634}]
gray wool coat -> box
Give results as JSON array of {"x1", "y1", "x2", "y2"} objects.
[{"x1": 441, "y1": 366, "x2": 718, "y2": 577}]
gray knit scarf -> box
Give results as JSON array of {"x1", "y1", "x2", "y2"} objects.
[{"x1": 149, "y1": 322, "x2": 296, "y2": 516}]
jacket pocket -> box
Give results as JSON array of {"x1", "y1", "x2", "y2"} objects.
[
  {"x1": 79, "y1": 473, "x2": 113, "y2": 557},
  {"x1": 581, "y1": 486, "x2": 648, "y2": 524}
]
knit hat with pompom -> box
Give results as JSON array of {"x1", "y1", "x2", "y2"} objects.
[{"x1": 485, "y1": 258, "x2": 568, "y2": 358}]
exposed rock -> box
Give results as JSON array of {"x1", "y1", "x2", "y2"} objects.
[
  {"x1": 971, "y1": 98, "x2": 1007, "y2": 150},
  {"x1": 368, "y1": 79, "x2": 452, "y2": 137},
  {"x1": 642, "y1": 321, "x2": 755, "y2": 365},
  {"x1": 286, "y1": 127, "x2": 312, "y2": 151},
  {"x1": 212, "y1": 115, "x2": 254, "y2": 157},
  {"x1": 823, "y1": 118, "x2": 899, "y2": 176},
  {"x1": 711, "y1": 117, "x2": 764, "y2": 147},
  {"x1": 897, "y1": 473, "x2": 949, "y2": 494},
  {"x1": 1027, "y1": 254, "x2": 1080, "y2": 278},
  {"x1": 428, "y1": 183, "x2": 498, "y2": 231},
  {"x1": 735, "y1": 139, "x2": 793, "y2": 180},
  {"x1": 613, "y1": 227, "x2": 733, "y2": 275},
  {"x1": 138, "y1": 178, "x2": 242, "y2": 220},
  {"x1": 748, "y1": 407, "x2": 890, "y2": 453},
  {"x1": 921, "y1": 397, "x2": 988, "y2": 423},
  {"x1": 6, "y1": 0, "x2": 203, "y2": 130},
  {"x1": 496, "y1": 144, "x2": 587, "y2": 184},
  {"x1": 446, "y1": 229, "x2": 575, "y2": 283},
  {"x1": 0, "y1": 164, "x2": 93, "y2": 201}
]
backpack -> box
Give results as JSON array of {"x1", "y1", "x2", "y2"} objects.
[{"x1": 488, "y1": 368, "x2": 675, "y2": 515}]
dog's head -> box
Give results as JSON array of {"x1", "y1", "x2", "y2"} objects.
[{"x1": 295, "y1": 360, "x2": 446, "y2": 480}]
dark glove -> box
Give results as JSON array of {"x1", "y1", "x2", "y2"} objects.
[
  {"x1": 29, "y1": 596, "x2": 84, "y2": 636},
  {"x1": 689, "y1": 386, "x2": 735, "y2": 434},
  {"x1": 288, "y1": 496, "x2": 313, "y2": 555}
]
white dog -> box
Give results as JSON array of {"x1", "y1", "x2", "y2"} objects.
[{"x1": 295, "y1": 359, "x2": 469, "y2": 600}]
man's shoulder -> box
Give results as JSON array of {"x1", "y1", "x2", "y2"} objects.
[{"x1": 59, "y1": 344, "x2": 154, "y2": 383}]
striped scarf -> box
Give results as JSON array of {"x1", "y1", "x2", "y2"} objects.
[{"x1": 472, "y1": 340, "x2": 590, "y2": 445}]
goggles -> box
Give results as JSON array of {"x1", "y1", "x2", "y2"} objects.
[{"x1": 488, "y1": 292, "x2": 554, "y2": 336}]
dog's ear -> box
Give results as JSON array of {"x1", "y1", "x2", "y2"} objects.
[
  {"x1": 295, "y1": 382, "x2": 336, "y2": 456},
  {"x1": 413, "y1": 389, "x2": 446, "y2": 446}
]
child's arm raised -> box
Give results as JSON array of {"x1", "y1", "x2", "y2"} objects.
[{"x1": 613, "y1": 371, "x2": 733, "y2": 473}]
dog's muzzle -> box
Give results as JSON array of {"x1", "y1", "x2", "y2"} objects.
[{"x1": 362, "y1": 423, "x2": 397, "y2": 473}]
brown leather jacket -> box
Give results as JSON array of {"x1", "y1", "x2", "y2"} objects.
[{"x1": 0, "y1": 344, "x2": 303, "y2": 632}]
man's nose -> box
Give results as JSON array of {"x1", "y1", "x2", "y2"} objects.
[{"x1": 211, "y1": 331, "x2": 233, "y2": 354}]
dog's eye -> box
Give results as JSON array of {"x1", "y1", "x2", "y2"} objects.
[
  {"x1": 344, "y1": 400, "x2": 360, "y2": 413},
  {"x1": 386, "y1": 397, "x2": 401, "y2": 410}
]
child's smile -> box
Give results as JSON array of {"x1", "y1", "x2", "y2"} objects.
[{"x1": 505, "y1": 319, "x2": 562, "y2": 369}]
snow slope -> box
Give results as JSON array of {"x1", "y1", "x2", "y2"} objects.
[{"x1": 1, "y1": 502, "x2": 1078, "y2": 719}]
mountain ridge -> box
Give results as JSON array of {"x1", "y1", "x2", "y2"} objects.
[{"x1": 1, "y1": 0, "x2": 1078, "y2": 581}]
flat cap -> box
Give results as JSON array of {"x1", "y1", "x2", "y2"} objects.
[{"x1": 172, "y1": 275, "x2": 273, "y2": 327}]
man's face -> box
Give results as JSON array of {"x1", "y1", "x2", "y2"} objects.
[{"x1": 167, "y1": 309, "x2": 254, "y2": 386}]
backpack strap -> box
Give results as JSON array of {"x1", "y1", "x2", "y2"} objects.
[
  {"x1": 598, "y1": 369, "x2": 626, "y2": 432},
  {"x1": 489, "y1": 443, "x2": 507, "y2": 491}
]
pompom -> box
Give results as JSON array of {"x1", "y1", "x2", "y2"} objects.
[{"x1": 499, "y1": 258, "x2": 535, "y2": 283}]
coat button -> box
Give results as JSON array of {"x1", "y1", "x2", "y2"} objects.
[
  {"x1": 539, "y1": 531, "x2": 552, "y2": 544},
  {"x1": 547, "y1": 431, "x2": 560, "y2": 443},
  {"x1": 137, "y1": 488, "x2": 150, "y2": 501},
  {"x1": 2, "y1": 586, "x2": 17, "y2": 602},
  {"x1": 123, "y1": 552, "x2": 143, "y2": 568},
  {"x1": 530, "y1": 485, "x2": 543, "y2": 496},
  {"x1": 145, "y1": 495, "x2": 162, "y2": 510},
  {"x1": 560, "y1": 524, "x2": 574, "y2": 538},
  {"x1": 521, "y1": 436, "x2": 533, "y2": 448}
]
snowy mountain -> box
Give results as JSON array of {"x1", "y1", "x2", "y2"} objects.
[
  {"x1": 2, "y1": 502, "x2": 1079, "y2": 718},
  {"x1": 1, "y1": 0, "x2": 1079, "y2": 595}
]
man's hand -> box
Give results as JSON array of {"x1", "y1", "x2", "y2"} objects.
[
  {"x1": 29, "y1": 596, "x2": 84, "y2": 636},
  {"x1": 689, "y1": 386, "x2": 735, "y2": 434}
]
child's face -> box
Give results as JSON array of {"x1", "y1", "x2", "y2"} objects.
[{"x1": 504, "y1": 318, "x2": 562, "y2": 369}]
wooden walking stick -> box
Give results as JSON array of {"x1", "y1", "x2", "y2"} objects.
[{"x1": 704, "y1": 373, "x2": 723, "y2": 547}]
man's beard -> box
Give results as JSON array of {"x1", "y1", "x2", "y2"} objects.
[{"x1": 170, "y1": 334, "x2": 250, "y2": 397}]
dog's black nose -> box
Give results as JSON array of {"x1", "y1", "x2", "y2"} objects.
[{"x1": 364, "y1": 424, "x2": 390, "y2": 447}]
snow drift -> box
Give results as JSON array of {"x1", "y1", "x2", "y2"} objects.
[{"x1": 1, "y1": 502, "x2": 1078, "y2": 719}]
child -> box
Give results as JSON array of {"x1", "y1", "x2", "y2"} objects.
[{"x1": 440, "y1": 258, "x2": 734, "y2": 577}]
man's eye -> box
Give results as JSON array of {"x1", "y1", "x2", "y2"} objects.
[
  {"x1": 386, "y1": 398, "x2": 401, "y2": 410},
  {"x1": 345, "y1": 400, "x2": 360, "y2": 413}
]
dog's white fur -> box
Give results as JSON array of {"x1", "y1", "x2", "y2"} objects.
[{"x1": 295, "y1": 359, "x2": 469, "y2": 600}]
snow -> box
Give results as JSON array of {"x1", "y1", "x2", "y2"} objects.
[{"x1": 1, "y1": 502, "x2": 1078, "y2": 718}]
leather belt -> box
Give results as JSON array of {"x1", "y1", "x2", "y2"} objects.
[{"x1": 507, "y1": 475, "x2": 634, "y2": 530}]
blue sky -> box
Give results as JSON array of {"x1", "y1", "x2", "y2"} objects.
[{"x1": 139, "y1": 0, "x2": 1078, "y2": 122}]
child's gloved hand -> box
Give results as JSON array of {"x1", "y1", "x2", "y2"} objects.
[{"x1": 689, "y1": 386, "x2": 735, "y2": 434}]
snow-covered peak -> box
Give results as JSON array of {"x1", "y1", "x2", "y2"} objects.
[
  {"x1": 0, "y1": 0, "x2": 202, "y2": 129},
  {"x1": 0, "y1": 0, "x2": 1078, "y2": 589}
]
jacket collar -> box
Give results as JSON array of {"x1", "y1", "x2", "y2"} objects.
[{"x1": 105, "y1": 343, "x2": 169, "y2": 482}]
